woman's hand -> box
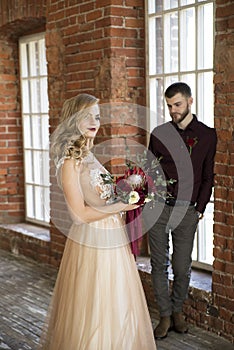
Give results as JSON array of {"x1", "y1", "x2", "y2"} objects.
[{"x1": 120, "y1": 203, "x2": 140, "y2": 212}]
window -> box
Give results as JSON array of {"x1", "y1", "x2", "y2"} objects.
[
  {"x1": 19, "y1": 33, "x2": 50, "y2": 226},
  {"x1": 146, "y1": 0, "x2": 214, "y2": 268}
]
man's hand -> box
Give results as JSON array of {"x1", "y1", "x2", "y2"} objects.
[{"x1": 197, "y1": 212, "x2": 204, "y2": 220}]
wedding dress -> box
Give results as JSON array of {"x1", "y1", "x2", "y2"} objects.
[{"x1": 38, "y1": 152, "x2": 156, "y2": 350}]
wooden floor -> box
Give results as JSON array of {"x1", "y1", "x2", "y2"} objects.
[{"x1": 0, "y1": 248, "x2": 233, "y2": 350}]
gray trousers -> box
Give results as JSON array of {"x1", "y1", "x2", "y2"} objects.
[{"x1": 148, "y1": 203, "x2": 199, "y2": 317}]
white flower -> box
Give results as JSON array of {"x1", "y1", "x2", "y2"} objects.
[
  {"x1": 126, "y1": 174, "x2": 143, "y2": 186},
  {"x1": 144, "y1": 192, "x2": 155, "y2": 203},
  {"x1": 128, "y1": 191, "x2": 140, "y2": 204}
]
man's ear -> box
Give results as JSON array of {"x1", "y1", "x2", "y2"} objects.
[{"x1": 188, "y1": 96, "x2": 193, "y2": 106}]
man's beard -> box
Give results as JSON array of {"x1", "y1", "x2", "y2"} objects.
[{"x1": 171, "y1": 104, "x2": 190, "y2": 124}]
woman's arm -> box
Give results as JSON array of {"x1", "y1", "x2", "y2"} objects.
[{"x1": 61, "y1": 158, "x2": 138, "y2": 224}]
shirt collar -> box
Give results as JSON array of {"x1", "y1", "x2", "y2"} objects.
[{"x1": 171, "y1": 114, "x2": 198, "y2": 132}]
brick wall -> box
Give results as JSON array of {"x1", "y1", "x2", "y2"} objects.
[
  {"x1": 0, "y1": 37, "x2": 23, "y2": 223},
  {"x1": 213, "y1": 0, "x2": 234, "y2": 342}
]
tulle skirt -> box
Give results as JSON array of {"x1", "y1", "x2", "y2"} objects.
[{"x1": 38, "y1": 217, "x2": 156, "y2": 350}]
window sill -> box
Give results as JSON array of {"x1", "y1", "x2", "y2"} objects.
[
  {"x1": 136, "y1": 256, "x2": 212, "y2": 292},
  {"x1": 0, "y1": 223, "x2": 50, "y2": 242}
]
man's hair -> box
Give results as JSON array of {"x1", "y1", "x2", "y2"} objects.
[{"x1": 165, "y1": 82, "x2": 192, "y2": 98}]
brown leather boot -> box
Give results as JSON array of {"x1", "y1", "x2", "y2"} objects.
[
  {"x1": 172, "y1": 312, "x2": 188, "y2": 333},
  {"x1": 154, "y1": 316, "x2": 172, "y2": 339}
]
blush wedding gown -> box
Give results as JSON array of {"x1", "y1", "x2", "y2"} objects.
[{"x1": 38, "y1": 152, "x2": 156, "y2": 350}]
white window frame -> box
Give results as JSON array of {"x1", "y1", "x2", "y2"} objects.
[
  {"x1": 19, "y1": 33, "x2": 50, "y2": 226},
  {"x1": 146, "y1": 0, "x2": 215, "y2": 270}
]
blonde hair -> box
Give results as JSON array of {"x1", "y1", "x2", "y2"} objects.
[{"x1": 50, "y1": 93, "x2": 99, "y2": 166}]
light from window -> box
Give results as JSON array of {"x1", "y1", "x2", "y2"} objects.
[{"x1": 19, "y1": 33, "x2": 50, "y2": 226}]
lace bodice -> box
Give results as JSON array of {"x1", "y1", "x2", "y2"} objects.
[
  {"x1": 56, "y1": 152, "x2": 114, "y2": 206},
  {"x1": 51, "y1": 151, "x2": 127, "y2": 248},
  {"x1": 90, "y1": 168, "x2": 113, "y2": 201}
]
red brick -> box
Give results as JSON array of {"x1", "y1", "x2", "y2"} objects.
[
  {"x1": 125, "y1": 38, "x2": 144, "y2": 48},
  {"x1": 228, "y1": 17, "x2": 234, "y2": 29},
  {"x1": 214, "y1": 222, "x2": 233, "y2": 236},
  {"x1": 216, "y1": 3, "x2": 234, "y2": 18},
  {"x1": 79, "y1": 2, "x2": 94, "y2": 13},
  {"x1": 225, "y1": 263, "x2": 234, "y2": 275},
  {"x1": 105, "y1": 6, "x2": 138, "y2": 17},
  {"x1": 125, "y1": 0, "x2": 143, "y2": 7},
  {"x1": 106, "y1": 27, "x2": 138, "y2": 38},
  {"x1": 78, "y1": 38, "x2": 110, "y2": 52},
  {"x1": 125, "y1": 18, "x2": 144, "y2": 28},
  {"x1": 86, "y1": 9, "x2": 103, "y2": 22},
  {"x1": 110, "y1": 37, "x2": 123, "y2": 47},
  {"x1": 215, "y1": 247, "x2": 233, "y2": 262},
  {"x1": 96, "y1": 0, "x2": 122, "y2": 7}
]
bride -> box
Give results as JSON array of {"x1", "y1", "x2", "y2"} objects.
[{"x1": 38, "y1": 93, "x2": 157, "y2": 350}]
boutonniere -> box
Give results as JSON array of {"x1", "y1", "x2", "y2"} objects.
[{"x1": 186, "y1": 137, "x2": 198, "y2": 155}]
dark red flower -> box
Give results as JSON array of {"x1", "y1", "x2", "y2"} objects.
[
  {"x1": 186, "y1": 137, "x2": 198, "y2": 155},
  {"x1": 115, "y1": 178, "x2": 132, "y2": 194},
  {"x1": 187, "y1": 138, "x2": 196, "y2": 147}
]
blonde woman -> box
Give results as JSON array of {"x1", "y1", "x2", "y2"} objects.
[{"x1": 38, "y1": 94, "x2": 156, "y2": 350}]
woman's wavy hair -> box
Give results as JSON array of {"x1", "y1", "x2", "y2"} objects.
[{"x1": 50, "y1": 93, "x2": 99, "y2": 166}]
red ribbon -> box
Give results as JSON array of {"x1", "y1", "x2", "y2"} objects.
[{"x1": 126, "y1": 207, "x2": 143, "y2": 256}]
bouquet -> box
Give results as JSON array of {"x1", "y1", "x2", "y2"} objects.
[
  {"x1": 100, "y1": 150, "x2": 175, "y2": 257},
  {"x1": 101, "y1": 150, "x2": 174, "y2": 207}
]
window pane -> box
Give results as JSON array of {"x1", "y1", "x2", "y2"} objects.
[
  {"x1": 30, "y1": 79, "x2": 40, "y2": 113},
  {"x1": 33, "y1": 151, "x2": 43, "y2": 184},
  {"x1": 197, "y1": 72, "x2": 214, "y2": 127},
  {"x1": 164, "y1": 12, "x2": 178, "y2": 73},
  {"x1": 198, "y1": 202, "x2": 214, "y2": 265},
  {"x1": 164, "y1": 76, "x2": 179, "y2": 121},
  {"x1": 39, "y1": 38, "x2": 47, "y2": 76},
  {"x1": 25, "y1": 150, "x2": 33, "y2": 183},
  {"x1": 29, "y1": 41, "x2": 39, "y2": 76},
  {"x1": 192, "y1": 230, "x2": 198, "y2": 261},
  {"x1": 44, "y1": 187, "x2": 50, "y2": 223},
  {"x1": 26, "y1": 185, "x2": 35, "y2": 218},
  {"x1": 42, "y1": 151, "x2": 50, "y2": 186},
  {"x1": 164, "y1": 76, "x2": 178, "y2": 89},
  {"x1": 164, "y1": 0, "x2": 178, "y2": 10},
  {"x1": 23, "y1": 115, "x2": 32, "y2": 148},
  {"x1": 180, "y1": 8, "x2": 195, "y2": 71},
  {"x1": 32, "y1": 116, "x2": 42, "y2": 149},
  {"x1": 35, "y1": 186, "x2": 44, "y2": 220},
  {"x1": 181, "y1": 0, "x2": 195, "y2": 5},
  {"x1": 22, "y1": 80, "x2": 30, "y2": 113},
  {"x1": 40, "y1": 77, "x2": 49, "y2": 113},
  {"x1": 198, "y1": 4, "x2": 213, "y2": 69},
  {"x1": 149, "y1": 78, "x2": 164, "y2": 128},
  {"x1": 148, "y1": 0, "x2": 163, "y2": 14},
  {"x1": 20, "y1": 44, "x2": 29, "y2": 77},
  {"x1": 180, "y1": 73, "x2": 196, "y2": 114},
  {"x1": 41, "y1": 115, "x2": 50, "y2": 149},
  {"x1": 149, "y1": 17, "x2": 163, "y2": 75}
]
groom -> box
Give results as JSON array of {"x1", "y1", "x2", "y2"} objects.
[{"x1": 146, "y1": 82, "x2": 217, "y2": 339}]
